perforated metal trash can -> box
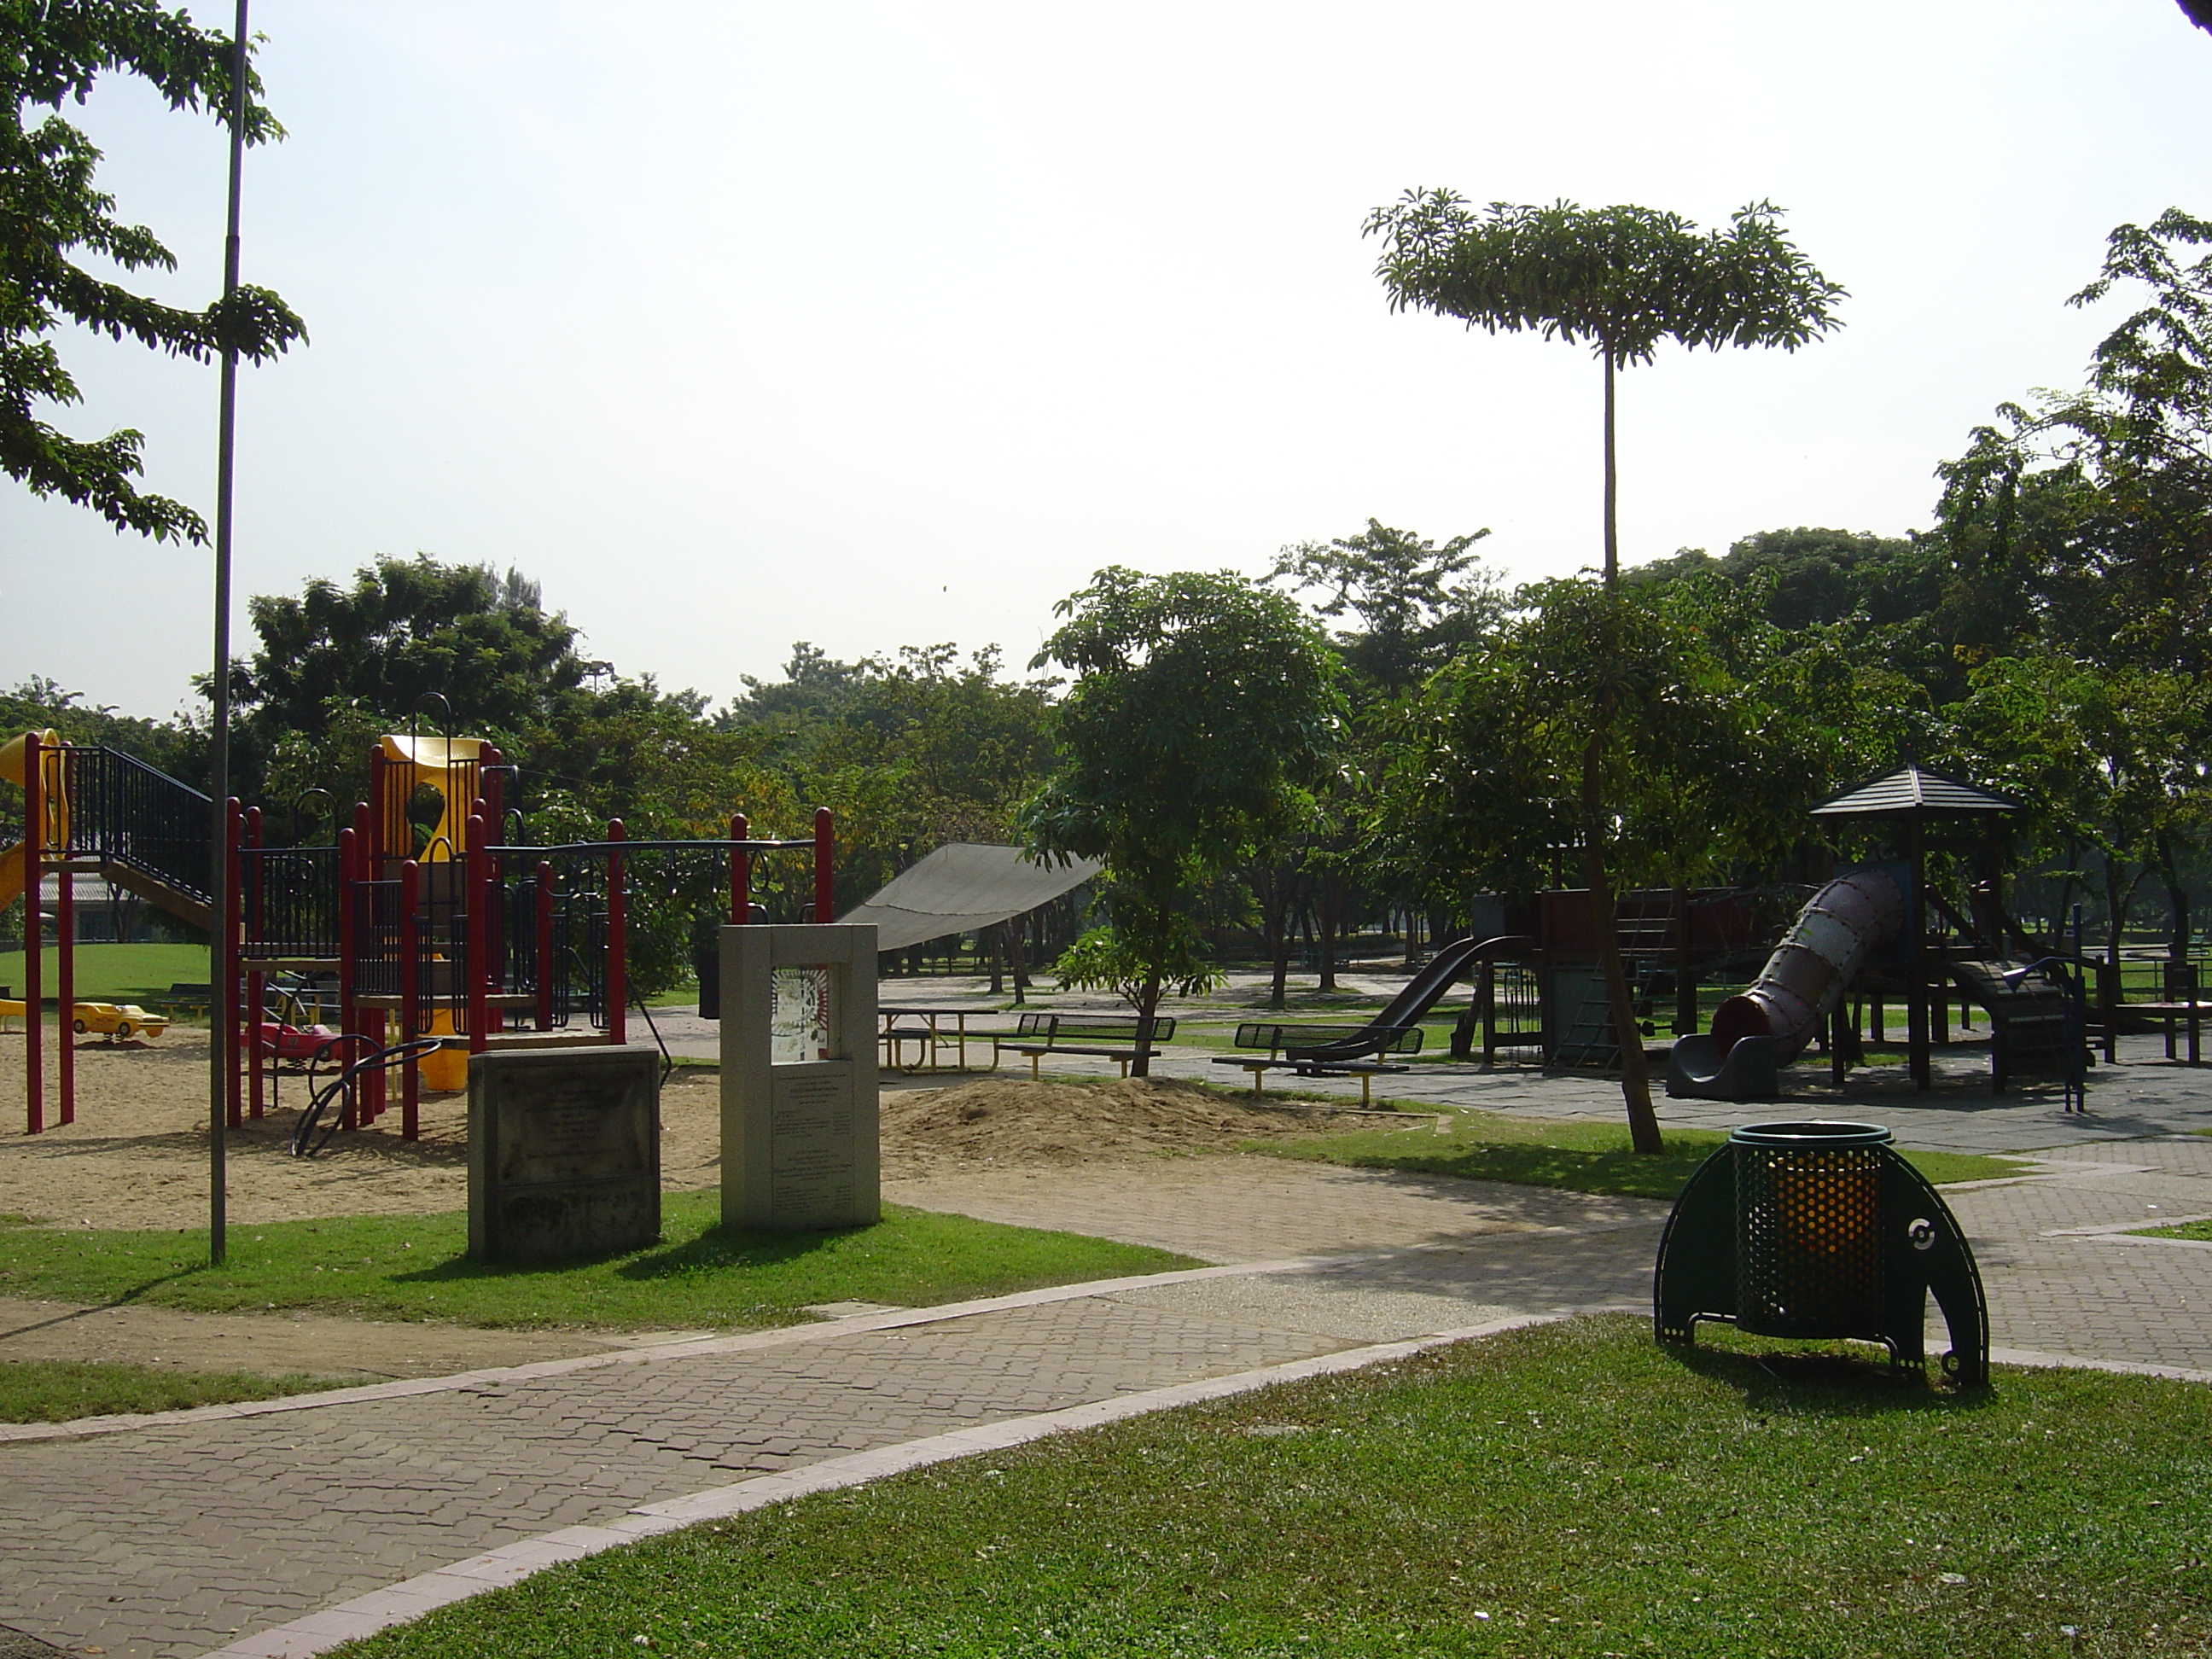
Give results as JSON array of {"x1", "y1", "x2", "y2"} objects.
[
  {"x1": 1654, "y1": 1118, "x2": 1990, "y2": 1384},
  {"x1": 1732, "y1": 1121, "x2": 1889, "y2": 1339}
]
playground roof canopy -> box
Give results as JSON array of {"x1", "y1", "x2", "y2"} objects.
[
  {"x1": 836, "y1": 842, "x2": 1101, "y2": 952},
  {"x1": 1810, "y1": 763, "x2": 2023, "y2": 818}
]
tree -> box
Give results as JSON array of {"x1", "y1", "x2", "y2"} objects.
[
  {"x1": 231, "y1": 555, "x2": 602, "y2": 792},
  {"x1": 1935, "y1": 210, "x2": 2212, "y2": 679},
  {"x1": 1019, "y1": 568, "x2": 1343, "y2": 1074},
  {"x1": 1379, "y1": 577, "x2": 1794, "y2": 1147},
  {"x1": 1364, "y1": 194, "x2": 1844, "y2": 584},
  {"x1": 1271, "y1": 518, "x2": 1499, "y2": 695},
  {"x1": 1362, "y1": 194, "x2": 1842, "y2": 1145},
  {"x1": 3, "y1": 1, "x2": 306, "y2": 539}
]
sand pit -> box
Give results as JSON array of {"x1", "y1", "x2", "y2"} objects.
[
  {"x1": 0, "y1": 1035, "x2": 1346, "y2": 1231},
  {"x1": 880, "y1": 1074, "x2": 1317, "y2": 1173}
]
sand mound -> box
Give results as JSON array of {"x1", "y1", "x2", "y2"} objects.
[{"x1": 880, "y1": 1075, "x2": 1314, "y2": 1172}]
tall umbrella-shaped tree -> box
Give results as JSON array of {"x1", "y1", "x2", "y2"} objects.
[{"x1": 1362, "y1": 193, "x2": 1844, "y2": 1150}]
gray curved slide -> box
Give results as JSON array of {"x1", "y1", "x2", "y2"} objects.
[{"x1": 1667, "y1": 868, "x2": 1905, "y2": 1102}]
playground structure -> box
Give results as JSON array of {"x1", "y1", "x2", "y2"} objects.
[
  {"x1": 1665, "y1": 764, "x2": 2087, "y2": 1103},
  {"x1": 4, "y1": 724, "x2": 833, "y2": 1139},
  {"x1": 1227, "y1": 765, "x2": 2107, "y2": 1103}
]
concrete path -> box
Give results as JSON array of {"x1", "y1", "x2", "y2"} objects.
[{"x1": 9, "y1": 1110, "x2": 2212, "y2": 1654}]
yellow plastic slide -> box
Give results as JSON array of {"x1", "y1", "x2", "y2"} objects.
[{"x1": 3, "y1": 730, "x2": 62, "y2": 908}]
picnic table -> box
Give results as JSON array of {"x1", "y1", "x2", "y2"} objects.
[{"x1": 877, "y1": 1007, "x2": 1001, "y2": 1072}]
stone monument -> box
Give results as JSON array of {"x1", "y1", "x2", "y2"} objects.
[
  {"x1": 467, "y1": 1045, "x2": 661, "y2": 1263},
  {"x1": 719, "y1": 923, "x2": 879, "y2": 1231}
]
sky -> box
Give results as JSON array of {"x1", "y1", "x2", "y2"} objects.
[{"x1": 3, "y1": 0, "x2": 2209, "y2": 720}]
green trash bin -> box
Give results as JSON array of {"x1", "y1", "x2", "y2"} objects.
[{"x1": 1655, "y1": 1119, "x2": 1989, "y2": 1383}]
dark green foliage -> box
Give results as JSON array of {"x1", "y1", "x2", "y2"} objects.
[
  {"x1": 331, "y1": 1317, "x2": 2212, "y2": 1658},
  {"x1": 1364, "y1": 194, "x2": 1848, "y2": 367},
  {"x1": 2, "y1": 0, "x2": 306, "y2": 539},
  {"x1": 233, "y1": 556, "x2": 599, "y2": 753},
  {"x1": 1272, "y1": 518, "x2": 1500, "y2": 696},
  {"x1": 1932, "y1": 209, "x2": 2212, "y2": 678},
  {"x1": 1628, "y1": 527, "x2": 1946, "y2": 632},
  {"x1": 1021, "y1": 569, "x2": 1343, "y2": 1062}
]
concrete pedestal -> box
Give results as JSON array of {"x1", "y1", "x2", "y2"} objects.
[
  {"x1": 719, "y1": 923, "x2": 879, "y2": 1231},
  {"x1": 467, "y1": 1045, "x2": 661, "y2": 1263}
]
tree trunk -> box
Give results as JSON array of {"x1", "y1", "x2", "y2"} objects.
[
  {"x1": 987, "y1": 928, "x2": 1004, "y2": 996},
  {"x1": 1583, "y1": 735, "x2": 1661, "y2": 1153},
  {"x1": 1317, "y1": 884, "x2": 1340, "y2": 992},
  {"x1": 2158, "y1": 830, "x2": 2191, "y2": 994},
  {"x1": 1131, "y1": 969, "x2": 1161, "y2": 1079},
  {"x1": 1006, "y1": 919, "x2": 1028, "y2": 1005},
  {"x1": 1601, "y1": 346, "x2": 1620, "y2": 585}
]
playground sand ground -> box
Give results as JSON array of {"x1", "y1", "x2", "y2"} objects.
[{"x1": 0, "y1": 1032, "x2": 1324, "y2": 1233}]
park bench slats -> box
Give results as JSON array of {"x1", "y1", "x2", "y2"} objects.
[
  {"x1": 996, "y1": 1012, "x2": 1179, "y2": 1079},
  {"x1": 1214, "y1": 1020, "x2": 1422, "y2": 1106}
]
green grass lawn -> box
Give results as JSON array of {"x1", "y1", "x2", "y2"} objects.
[
  {"x1": 0, "y1": 940, "x2": 209, "y2": 1006},
  {"x1": 330, "y1": 1315, "x2": 2212, "y2": 1658},
  {"x1": 0, "y1": 1358, "x2": 344, "y2": 1423},
  {"x1": 0, "y1": 1195, "x2": 1197, "y2": 1331},
  {"x1": 1252, "y1": 1110, "x2": 2024, "y2": 1200},
  {"x1": 2139, "y1": 1218, "x2": 2212, "y2": 1241}
]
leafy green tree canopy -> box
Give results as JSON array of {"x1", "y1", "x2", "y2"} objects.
[
  {"x1": 233, "y1": 556, "x2": 599, "y2": 748},
  {"x1": 3, "y1": 0, "x2": 306, "y2": 540},
  {"x1": 1934, "y1": 209, "x2": 2212, "y2": 676},
  {"x1": 1020, "y1": 568, "x2": 1342, "y2": 1068},
  {"x1": 1363, "y1": 193, "x2": 1844, "y2": 579},
  {"x1": 1271, "y1": 518, "x2": 1499, "y2": 695}
]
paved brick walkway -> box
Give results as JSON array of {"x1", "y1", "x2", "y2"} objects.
[{"x1": 7, "y1": 1126, "x2": 2212, "y2": 1656}]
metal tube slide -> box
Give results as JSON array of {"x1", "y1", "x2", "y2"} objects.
[{"x1": 1708, "y1": 868, "x2": 1905, "y2": 1065}]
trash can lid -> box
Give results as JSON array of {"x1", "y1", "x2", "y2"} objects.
[{"x1": 1729, "y1": 1120, "x2": 1894, "y2": 1149}]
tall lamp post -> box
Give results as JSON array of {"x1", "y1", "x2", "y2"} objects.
[{"x1": 209, "y1": 0, "x2": 251, "y2": 1267}]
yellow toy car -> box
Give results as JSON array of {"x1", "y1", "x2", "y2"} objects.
[{"x1": 71, "y1": 1002, "x2": 170, "y2": 1041}]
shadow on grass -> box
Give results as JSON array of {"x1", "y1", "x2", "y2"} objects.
[
  {"x1": 1662, "y1": 1328, "x2": 1994, "y2": 1416},
  {"x1": 376, "y1": 1221, "x2": 857, "y2": 1286},
  {"x1": 1298, "y1": 1142, "x2": 1708, "y2": 1202}
]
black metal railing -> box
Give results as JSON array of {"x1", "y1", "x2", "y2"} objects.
[
  {"x1": 58, "y1": 745, "x2": 212, "y2": 904},
  {"x1": 240, "y1": 846, "x2": 341, "y2": 958}
]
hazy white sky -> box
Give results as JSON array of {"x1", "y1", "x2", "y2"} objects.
[{"x1": 3, "y1": 0, "x2": 2208, "y2": 719}]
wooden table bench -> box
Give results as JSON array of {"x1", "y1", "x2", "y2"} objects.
[
  {"x1": 1211, "y1": 1022, "x2": 1423, "y2": 1106},
  {"x1": 879, "y1": 1007, "x2": 1004, "y2": 1072},
  {"x1": 997, "y1": 1013, "x2": 1179, "y2": 1080}
]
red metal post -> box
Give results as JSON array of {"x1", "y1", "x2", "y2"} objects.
[
  {"x1": 474, "y1": 795, "x2": 503, "y2": 1033},
  {"x1": 466, "y1": 812, "x2": 489, "y2": 1054},
  {"x1": 244, "y1": 806, "x2": 264, "y2": 1120},
  {"x1": 224, "y1": 800, "x2": 243, "y2": 1129},
  {"x1": 606, "y1": 820, "x2": 626, "y2": 1045},
  {"x1": 399, "y1": 859, "x2": 421, "y2": 1141},
  {"x1": 335, "y1": 824, "x2": 358, "y2": 1129},
  {"x1": 729, "y1": 813, "x2": 749, "y2": 924},
  {"x1": 534, "y1": 859, "x2": 555, "y2": 1031},
  {"x1": 24, "y1": 732, "x2": 41, "y2": 1134},
  {"x1": 812, "y1": 806, "x2": 834, "y2": 924},
  {"x1": 55, "y1": 847, "x2": 73, "y2": 1127}
]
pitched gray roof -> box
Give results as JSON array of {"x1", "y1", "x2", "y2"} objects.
[{"x1": 1810, "y1": 764, "x2": 2023, "y2": 818}]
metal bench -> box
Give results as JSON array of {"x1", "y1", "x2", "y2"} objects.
[
  {"x1": 997, "y1": 1012, "x2": 1179, "y2": 1079},
  {"x1": 1212, "y1": 1022, "x2": 1423, "y2": 1106},
  {"x1": 149, "y1": 981, "x2": 213, "y2": 1019}
]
